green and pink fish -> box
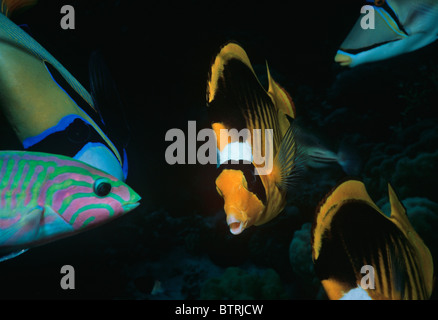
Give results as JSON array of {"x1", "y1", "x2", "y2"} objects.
[{"x1": 0, "y1": 151, "x2": 141, "y2": 262}]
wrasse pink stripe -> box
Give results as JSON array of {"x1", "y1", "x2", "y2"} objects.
[
  {"x1": 11, "y1": 163, "x2": 30, "y2": 210},
  {"x1": 61, "y1": 197, "x2": 119, "y2": 222},
  {"x1": 110, "y1": 184, "x2": 131, "y2": 202},
  {"x1": 72, "y1": 207, "x2": 111, "y2": 229},
  {"x1": 52, "y1": 185, "x2": 93, "y2": 212},
  {"x1": 0, "y1": 159, "x2": 18, "y2": 209},
  {"x1": 0, "y1": 214, "x2": 21, "y2": 229},
  {"x1": 24, "y1": 164, "x2": 44, "y2": 207},
  {"x1": 35, "y1": 165, "x2": 55, "y2": 207},
  {"x1": 37, "y1": 172, "x2": 94, "y2": 207},
  {"x1": 0, "y1": 159, "x2": 8, "y2": 208}
]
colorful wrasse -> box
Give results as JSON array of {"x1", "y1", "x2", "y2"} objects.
[
  {"x1": 311, "y1": 179, "x2": 434, "y2": 300},
  {"x1": 0, "y1": 151, "x2": 141, "y2": 262},
  {"x1": 206, "y1": 42, "x2": 302, "y2": 235},
  {"x1": 0, "y1": 0, "x2": 130, "y2": 181},
  {"x1": 335, "y1": 0, "x2": 438, "y2": 67}
]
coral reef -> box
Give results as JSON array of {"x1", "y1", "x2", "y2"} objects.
[
  {"x1": 288, "y1": 223, "x2": 323, "y2": 299},
  {"x1": 200, "y1": 267, "x2": 290, "y2": 300}
]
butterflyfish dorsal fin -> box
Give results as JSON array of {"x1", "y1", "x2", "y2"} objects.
[
  {"x1": 388, "y1": 183, "x2": 407, "y2": 220},
  {"x1": 206, "y1": 42, "x2": 287, "y2": 156},
  {"x1": 312, "y1": 179, "x2": 378, "y2": 261},
  {"x1": 207, "y1": 41, "x2": 257, "y2": 104},
  {"x1": 266, "y1": 61, "x2": 295, "y2": 119},
  {"x1": 387, "y1": 183, "x2": 435, "y2": 298}
]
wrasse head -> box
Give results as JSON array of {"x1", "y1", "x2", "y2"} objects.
[{"x1": 40, "y1": 154, "x2": 141, "y2": 231}]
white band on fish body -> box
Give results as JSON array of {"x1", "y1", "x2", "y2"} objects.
[{"x1": 217, "y1": 141, "x2": 253, "y2": 167}]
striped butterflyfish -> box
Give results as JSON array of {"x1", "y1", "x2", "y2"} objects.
[
  {"x1": 0, "y1": 151, "x2": 141, "y2": 262},
  {"x1": 206, "y1": 41, "x2": 302, "y2": 235},
  {"x1": 311, "y1": 179, "x2": 434, "y2": 300},
  {"x1": 0, "y1": 0, "x2": 130, "y2": 181}
]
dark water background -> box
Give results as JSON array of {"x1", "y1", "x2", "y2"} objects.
[{"x1": 0, "y1": 0, "x2": 437, "y2": 299}]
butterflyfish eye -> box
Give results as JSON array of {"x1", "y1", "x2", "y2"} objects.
[
  {"x1": 94, "y1": 179, "x2": 112, "y2": 197},
  {"x1": 374, "y1": 0, "x2": 385, "y2": 6}
]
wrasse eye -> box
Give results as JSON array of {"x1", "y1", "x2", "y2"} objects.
[{"x1": 94, "y1": 178, "x2": 112, "y2": 197}]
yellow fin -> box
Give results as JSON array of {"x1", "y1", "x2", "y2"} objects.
[
  {"x1": 266, "y1": 62, "x2": 296, "y2": 119},
  {"x1": 387, "y1": 183, "x2": 434, "y2": 298},
  {"x1": 387, "y1": 183, "x2": 408, "y2": 224},
  {"x1": 274, "y1": 122, "x2": 301, "y2": 190},
  {"x1": 312, "y1": 179, "x2": 378, "y2": 261},
  {"x1": 313, "y1": 180, "x2": 435, "y2": 299},
  {"x1": 1, "y1": 0, "x2": 37, "y2": 17},
  {"x1": 207, "y1": 42, "x2": 257, "y2": 104}
]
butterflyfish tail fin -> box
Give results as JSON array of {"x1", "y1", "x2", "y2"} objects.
[{"x1": 1, "y1": 0, "x2": 37, "y2": 17}]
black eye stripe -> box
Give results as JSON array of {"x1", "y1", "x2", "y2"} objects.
[{"x1": 217, "y1": 163, "x2": 267, "y2": 204}]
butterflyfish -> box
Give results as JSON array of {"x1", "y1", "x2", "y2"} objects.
[
  {"x1": 0, "y1": 0, "x2": 130, "y2": 181},
  {"x1": 335, "y1": 0, "x2": 438, "y2": 67},
  {"x1": 206, "y1": 42, "x2": 303, "y2": 235},
  {"x1": 311, "y1": 179, "x2": 434, "y2": 299},
  {"x1": 0, "y1": 151, "x2": 141, "y2": 262}
]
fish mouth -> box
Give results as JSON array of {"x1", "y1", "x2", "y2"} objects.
[
  {"x1": 122, "y1": 202, "x2": 141, "y2": 212},
  {"x1": 227, "y1": 215, "x2": 246, "y2": 235},
  {"x1": 334, "y1": 52, "x2": 353, "y2": 67}
]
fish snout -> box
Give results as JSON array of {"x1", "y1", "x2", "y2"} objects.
[
  {"x1": 122, "y1": 192, "x2": 141, "y2": 213},
  {"x1": 334, "y1": 52, "x2": 353, "y2": 67},
  {"x1": 226, "y1": 214, "x2": 247, "y2": 235}
]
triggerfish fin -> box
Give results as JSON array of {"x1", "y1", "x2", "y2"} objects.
[
  {"x1": 335, "y1": 0, "x2": 438, "y2": 67},
  {"x1": 0, "y1": 0, "x2": 129, "y2": 181},
  {"x1": 311, "y1": 179, "x2": 434, "y2": 300}
]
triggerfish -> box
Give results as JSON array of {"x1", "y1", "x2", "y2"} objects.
[
  {"x1": 311, "y1": 179, "x2": 434, "y2": 300},
  {"x1": 0, "y1": 151, "x2": 141, "y2": 262},
  {"x1": 206, "y1": 42, "x2": 302, "y2": 235},
  {"x1": 335, "y1": 0, "x2": 438, "y2": 67},
  {"x1": 0, "y1": 0, "x2": 130, "y2": 181}
]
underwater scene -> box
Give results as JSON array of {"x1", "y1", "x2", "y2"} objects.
[{"x1": 0, "y1": 0, "x2": 438, "y2": 303}]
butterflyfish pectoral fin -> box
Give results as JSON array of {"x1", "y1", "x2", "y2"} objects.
[{"x1": 274, "y1": 122, "x2": 303, "y2": 191}]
